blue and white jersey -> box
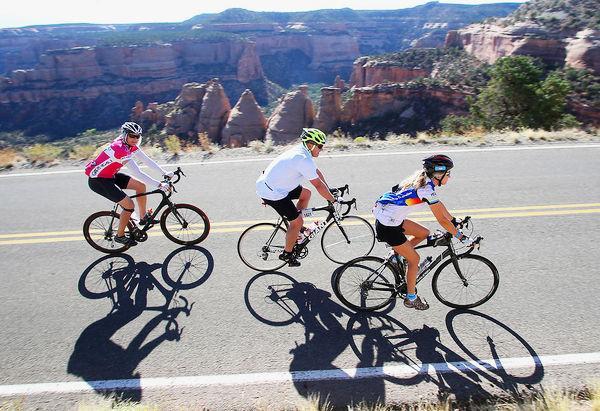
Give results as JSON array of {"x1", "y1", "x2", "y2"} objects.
[{"x1": 372, "y1": 179, "x2": 439, "y2": 226}]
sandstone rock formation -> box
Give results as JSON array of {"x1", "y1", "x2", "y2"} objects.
[
  {"x1": 338, "y1": 83, "x2": 471, "y2": 133},
  {"x1": 0, "y1": 40, "x2": 266, "y2": 136},
  {"x1": 266, "y1": 86, "x2": 315, "y2": 144},
  {"x1": 446, "y1": 23, "x2": 600, "y2": 75},
  {"x1": 565, "y1": 29, "x2": 600, "y2": 74},
  {"x1": 349, "y1": 57, "x2": 430, "y2": 87},
  {"x1": 165, "y1": 83, "x2": 208, "y2": 137},
  {"x1": 221, "y1": 89, "x2": 267, "y2": 147},
  {"x1": 314, "y1": 87, "x2": 342, "y2": 133},
  {"x1": 197, "y1": 80, "x2": 232, "y2": 143},
  {"x1": 131, "y1": 101, "x2": 168, "y2": 130}
]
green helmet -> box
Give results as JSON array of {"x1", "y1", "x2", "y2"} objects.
[{"x1": 301, "y1": 128, "x2": 327, "y2": 146}]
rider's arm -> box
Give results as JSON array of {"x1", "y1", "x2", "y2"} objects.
[
  {"x1": 316, "y1": 169, "x2": 330, "y2": 189},
  {"x1": 125, "y1": 159, "x2": 160, "y2": 189},
  {"x1": 309, "y1": 177, "x2": 336, "y2": 203},
  {"x1": 429, "y1": 202, "x2": 461, "y2": 237},
  {"x1": 133, "y1": 149, "x2": 168, "y2": 176}
]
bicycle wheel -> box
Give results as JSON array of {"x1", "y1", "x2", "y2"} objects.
[
  {"x1": 83, "y1": 211, "x2": 134, "y2": 254},
  {"x1": 238, "y1": 223, "x2": 287, "y2": 271},
  {"x1": 432, "y1": 254, "x2": 499, "y2": 309},
  {"x1": 333, "y1": 256, "x2": 400, "y2": 311},
  {"x1": 160, "y1": 203, "x2": 210, "y2": 245},
  {"x1": 321, "y1": 215, "x2": 375, "y2": 264}
]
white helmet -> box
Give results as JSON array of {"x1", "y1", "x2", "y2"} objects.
[{"x1": 120, "y1": 122, "x2": 143, "y2": 144}]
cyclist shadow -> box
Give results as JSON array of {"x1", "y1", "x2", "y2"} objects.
[
  {"x1": 67, "y1": 246, "x2": 214, "y2": 403},
  {"x1": 347, "y1": 310, "x2": 544, "y2": 403},
  {"x1": 244, "y1": 271, "x2": 387, "y2": 407}
]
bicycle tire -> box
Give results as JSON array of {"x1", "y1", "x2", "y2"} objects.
[
  {"x1": 238, "y1": 222, "x2": 288, "y2": 272},
  {"x1": 160, "y1": 203, "x2": 210, "y2": 245},
  {"x1": 321, "y1": 215, "x2": 375, "y2": 264},
  {"x1": 83, "y1": 211, "x2": 134, "y2": 254},
  {"x1": 432, "y1": 254, "x2": 499, "y2": 309},
  {"x1": 333, "y1": 256, "x2": 400, "y2": 311}
]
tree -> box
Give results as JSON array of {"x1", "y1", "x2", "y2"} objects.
[{"x1": 470, "y1": 56, "x2": 572, "y2": 130}]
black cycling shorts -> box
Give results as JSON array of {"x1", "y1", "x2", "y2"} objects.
[
  {"x1": 88, "y1": 173, "x2": 131, "y2": 203},
  {"x1": 262, "y1": 185, "x2": 303, "y2": 221},
  {"x1": 375, "y1": 220, "x2": 407, "y2": 246}
]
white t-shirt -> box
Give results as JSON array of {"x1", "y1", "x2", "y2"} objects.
[
  {"x1": 256, "y1": 144, "x2": 318, "y2": 201},
  {"x1": 372, "y1": 179, "x2": 439, "y2": 226}
]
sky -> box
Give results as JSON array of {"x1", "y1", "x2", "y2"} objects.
[{"x1": 1, "y1": 0, "x2": 525, "y2": 29}]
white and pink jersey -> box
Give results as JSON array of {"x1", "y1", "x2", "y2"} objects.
[
  {"x1": 85, "y1": 137, "x2": 139, "y2": 178},
  {"x1": 84, "y1": 137, "x2": 167, "y2": 189}
]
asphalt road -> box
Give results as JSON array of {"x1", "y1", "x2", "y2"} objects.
[{"x1": 1, "y1": 143, "x2": 599, "y2": 409}]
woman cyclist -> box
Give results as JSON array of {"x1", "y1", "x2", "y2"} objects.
[
  {"x1": 85, "y1": 122, "x2": 173, "y2": 246},
  {"x1": 372, "y1": 154, "x2": 474, "y2": 310}
]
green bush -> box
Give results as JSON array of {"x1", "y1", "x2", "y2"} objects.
[
  {"x1": 22, "y1": 144, "x2": 63, "y2": 164},
  {"x1": 70, "y1": 144, "x2": 97, "y2": 160},
  {"x1": 164, "y1": 135, "x2": 181, "y2": 156},
  {"x1": 440, "y1": 115, "x2": 476, "y2": 135}
]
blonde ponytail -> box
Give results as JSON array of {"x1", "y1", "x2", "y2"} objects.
[{"x1": 398, "y1": 169, "x2": 428, "y2": 191}]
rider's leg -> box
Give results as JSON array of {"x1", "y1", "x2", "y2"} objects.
[
  {"x1": 295, "y1": 188, "x2": 311, "y2": 211},
  {"x1": 393, "y1": 242, "x2": 420, "y2": 295},
  {"x1": 402, "y1": 219, "x2": 430, "y2": 247},
  {"x1": 285, "y1": 214, "x2": 304, "y2": 253},
  {"x1": 126, "y1": 178, "x2": 147, "y2": 216},
  {"x1": 117, "y1": 196, "x2": 135, "y2": 236}
]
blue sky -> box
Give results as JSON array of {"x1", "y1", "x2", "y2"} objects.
[{"x1": 1, "y1": 0, "x2": 524, "y2": 29}]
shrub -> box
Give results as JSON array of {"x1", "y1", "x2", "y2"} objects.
[
  {"x1": 197, "y1": 132, "x2": 219, "y2": 153},
  {"x1": 164, "y1": 135, "x2": 181, "y2": 156},
  {"x1": 440, "y1": 114, "x2": 476, "y2": 135},
  {"x1": 69, "y1": 144, "x2": 97, "y2": 161},
  {"x1": 0, "y1": 148, "x2": 18, "y2": 169},
  {"x1": 22, "y1": 144, "x2": 62, "y2": 165}
]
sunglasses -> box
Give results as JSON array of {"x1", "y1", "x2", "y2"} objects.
[
  {"x1": 315, "y1": 143, "x2": 323, "y2": 149},
  {"x1": 127, "y1": 133, "x2": 141, "y2": 139}
]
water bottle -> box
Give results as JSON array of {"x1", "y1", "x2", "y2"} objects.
[{"x1": 418, "y1": 256, "x2": 433, "y2": 274}]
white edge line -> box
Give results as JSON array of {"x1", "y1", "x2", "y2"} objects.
[
  {"x1": 1, "y1": 144, "x2": 599, "y2": 179},
  {"x1": 1, "y1": 351, "x2": 599, "y2": 396}
]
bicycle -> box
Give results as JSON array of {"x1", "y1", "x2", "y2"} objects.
[
  {"x1": 332, "y1": 216, "x2": 499, "y2": 311},
  {"x1": 83, "y1": 167, "x2": 210, "y2": 254},
  {"x1": 237, "y1": 184, "x2": 375, "y2": 272}
]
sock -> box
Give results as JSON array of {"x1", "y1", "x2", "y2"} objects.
[{"x1": 407, "y1": 293, "x2": 417, "y2": 301}]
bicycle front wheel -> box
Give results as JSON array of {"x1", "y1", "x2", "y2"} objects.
[
  {"x1": 238, "y1": 223, "x2": 287, "y2": 272},
  {"x1": 432, "y1": 254, "x2": 499, "y2": 309},
  {"x1": 160, "y1": 203, "x2": 210, "y2": 245},
  {"x1": 321, "y1": 216, "x2": 375, "y2": 264},
  {"x1": 83, "y1": 211, "x2": 134, "y2": 254},
  {"x1": 333, "y1": 256, "x2": 400, "y2": 311}
]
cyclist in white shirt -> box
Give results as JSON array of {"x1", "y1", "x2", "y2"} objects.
[
  {"x1": 372, "y1": 154, "x2": 473, "y2": 310},
  {"x1": 256, "y1": 128, "x2": 337, "y2": 267}
]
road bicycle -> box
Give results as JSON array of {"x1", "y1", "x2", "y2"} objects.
[
  {"x1": 332, "y1": 216, "x2": 499, "y2": 311},
  {"x1": 237, "y1": 184, "x2": 375, "y2": 271},
  {"x1": 83, "y1": 167, "x2": 210, "y2": 254}
]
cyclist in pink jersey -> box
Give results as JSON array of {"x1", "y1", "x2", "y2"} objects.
[{"x1": 85, "y1": 122, "x2": 173, "y2": 246}]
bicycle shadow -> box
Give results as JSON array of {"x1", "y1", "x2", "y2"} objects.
[
  {"x1": 244, "y1": 271, "x2": 387, "y2": 407},
  {"x1": 244, "y1": 272, "x2": 544, "y2": 407},
  {"x1": 67, "y1": 246, "x2": 214, "y2": 403},
  {"x1": 347, "y1": 310, "x2": 545, "y2": 403}
]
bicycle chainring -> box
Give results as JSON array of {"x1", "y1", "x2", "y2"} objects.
[
  {"x1": 133, "y1": 229, "x2": 148, "y2": 242},
  {"x1": 295, "y1": 247, "x2": 308, "y2": 260}
]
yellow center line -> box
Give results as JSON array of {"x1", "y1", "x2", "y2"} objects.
[{"x1": 0, "y1": 203, "x2": 599, "y2": 245}]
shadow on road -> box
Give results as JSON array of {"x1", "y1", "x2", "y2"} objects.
[
  {"x1": 67, "y1": 246, "x2": 214, "y2": 403},
  {"x1": 244, "y1": 271, "x2": 544, "y2": 407}
]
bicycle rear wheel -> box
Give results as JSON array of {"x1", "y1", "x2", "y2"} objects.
[
  {"x1": 333, "y1": 256, "x2": 400, "y2": 311},
  {"x1": 83, "y1": 211, "x2": 134, "y2": 254},
  {"x1": 321, "y1": 215, "x2": 375, "y2": 264},
  {"x1": 238, "y1": 223, "x2": 288, "y2": 271},
  {"x1": 160, "y1": 203, "x2": 210, "y2": 245},
  {"x1": 432, "y1": 254, "x2": 499, "y2": 309}
]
